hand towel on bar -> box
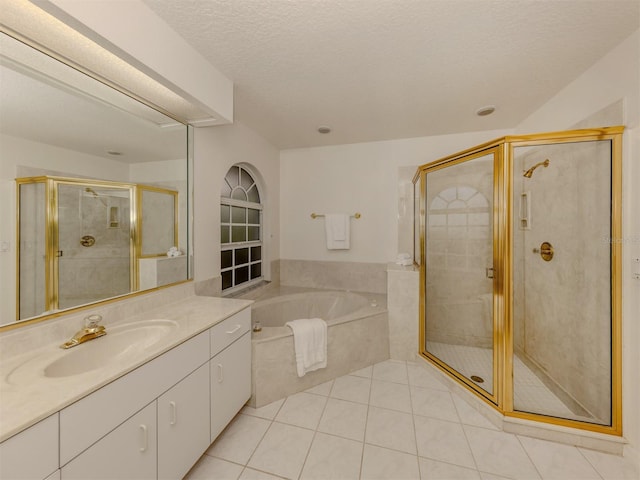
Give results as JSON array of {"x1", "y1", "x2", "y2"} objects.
[
  {"x1": 324, "y1": 213, "x2": 350, "y2": 250},
  {"x1": 285, "y1": 318, "x2": 328, "y2": 377}
]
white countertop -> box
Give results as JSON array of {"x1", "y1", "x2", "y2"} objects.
[{"x1": 0, "y1": 295, "x2": 252, "y2": 442}]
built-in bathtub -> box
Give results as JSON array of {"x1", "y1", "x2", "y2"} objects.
[{"x1": 243, "y1": 286, "x2": 389, "y2": 407}]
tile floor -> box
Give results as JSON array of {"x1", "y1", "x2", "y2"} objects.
[{"x1": 185, "y1": 360, "x2": 638, "y2": 480}]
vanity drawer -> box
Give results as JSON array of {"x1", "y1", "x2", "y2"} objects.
[
  {"x1": 60, "y1": 330, "x2": 209, "y2": 466},
  {"x1": 210, "y1": 308, "x2": 251, "y2": 358}
]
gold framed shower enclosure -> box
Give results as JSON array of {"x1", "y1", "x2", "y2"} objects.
[
  {"x1": 15, "y1": 176, "x2": 138, "y2": 320},
  {"x1": 414, "y1": 126, "x2": 623, "y2": 436}
]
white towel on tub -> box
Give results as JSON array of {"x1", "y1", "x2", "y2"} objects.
[
  {"x1": 324, "y1": 213, "x2": 350, "y2": 250},
  {"x1": 285, "y1": 318, "x2": 327, "y2": 377}
]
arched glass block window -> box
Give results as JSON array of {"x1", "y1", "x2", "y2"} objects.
[
  {"x1": 220, "y1": 165, "x2": 262, "y2": 292},
  {"x1": 428, "y1": 185, "x2": 490, "y2": 269}
]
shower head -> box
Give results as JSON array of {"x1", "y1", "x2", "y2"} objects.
[
  {"x1": 523, "y1": 159, "x2": 550, "y2": 178},
  {"x1": 84, "y1": 187, "x2": 108, "y2": 206}
]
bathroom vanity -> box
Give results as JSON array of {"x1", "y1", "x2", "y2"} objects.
[{"x1": 0, "y1": 294, "x2": 252, "y2": 480}]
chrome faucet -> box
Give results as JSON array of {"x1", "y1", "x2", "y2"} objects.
[{"x1": 60, "y1": 314, "x2": 107, "y2": 349}]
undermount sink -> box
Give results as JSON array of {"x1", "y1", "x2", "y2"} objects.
[{"x1": 6, "y1": 319, "x2": 178, "y2": 383}]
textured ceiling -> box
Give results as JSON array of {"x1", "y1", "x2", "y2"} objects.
[{"x1": 143, "y1": 0, "x2": 639, "y2": 149}]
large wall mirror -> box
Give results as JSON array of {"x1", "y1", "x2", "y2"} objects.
[{"x1": 0, "y1": 32, "x2": 192, "y2": 327}]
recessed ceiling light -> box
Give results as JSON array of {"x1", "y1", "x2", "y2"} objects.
[
  {"x1": 317, "y1": 125, "x2": 331, "y2": 134},
  {"x1": 476, "y1": 105, "x2": 496, "y2": 117},
  {"x1": 107, "y1": 150, "x2": 123, "y2": 156}
]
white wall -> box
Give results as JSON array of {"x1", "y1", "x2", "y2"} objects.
[
  {"x1": 280, "y1": 129, "x2": 509, "y2": 263},
  {"x1": 0, "y1": 133, "x2": 131, "y2": 181},
  {"x1": 514, "y1": 29, "x2": 640, "y2": 461},
  {"x1": 193, "y1": 121, "x2": 280, "y2": 284},
  {"x1": 129, "y1": 158, "x2": 186, "y2": 184}
]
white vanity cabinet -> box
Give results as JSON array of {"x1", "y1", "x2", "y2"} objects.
[
  {"x1": 157, "y1": 363, "x2": 210, "y2": 480},
  {"x1": 58, "y1": 330, "x2": 210, "y2": 467},
  {"x1": 0, "y1": 413, "x2": 58, "y2": 480},
  {"x1": 0, "y1": 305, "x2": 252, "y2": 480},
  {"x1": 61, "y1": 402, "x2": 157, "y2": 480},
  {"x1": 210, "y1": 309, "x2": 252, "y2": 442}
]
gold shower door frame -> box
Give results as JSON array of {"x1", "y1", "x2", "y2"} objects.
[
  {"x1": 16, "y1": 176, "x2": 138, "y2": 318},
  {"x1": 417, "y1": 146, "x2": 505, "y2": 407},
  {"x1": 54, "y1": 179, "x2": 138, "y2": 308},
  {"x1": 415, "y1": 126, "x2": 623, "y2": 436}
]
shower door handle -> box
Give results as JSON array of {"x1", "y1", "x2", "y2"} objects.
[{"x1": 485, "y1": 267, "x2": 495, "y2": 279}]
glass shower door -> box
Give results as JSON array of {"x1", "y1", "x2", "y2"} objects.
[
  {"x1": 511, "y1": 139, "x2": 614, "y2": 425},
  {"x1": 56, "y1": 183, "x2": 133, "y2": 310},
  {"x1": 422, "y1": 149, "x2": 497, "y2": 398},
  {"x1": 17, "y1": 181, "x2": 47, "y2": 319}
]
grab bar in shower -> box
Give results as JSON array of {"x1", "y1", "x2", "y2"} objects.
[{"x1": 519, "y1": 191, "x2": 531, "y2": 230}]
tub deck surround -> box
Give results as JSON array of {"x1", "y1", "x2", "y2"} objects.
[
  {"x1": 249, "y1": 286, "x2": 387, "y2": 342},
  {"x1": 243, "y1": 286, "x2": 389, "y2": 407},
  {"x1": 386, "y1": 263, "x2": 420, "y2": 361},
  {"x1": 0, "y1": 294, "x2": 252, "y2": 443}
]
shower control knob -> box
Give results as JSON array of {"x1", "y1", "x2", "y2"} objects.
[
  {"x1": 533, "y1": 242, "x2": 554, "y2": 261},
  {"x1": 80, "y1": 235, "x2": 96, "y2": 247}
]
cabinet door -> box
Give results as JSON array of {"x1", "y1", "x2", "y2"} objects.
[
  {"x1": 211, "y1": 332, "x2": 251, "y2": 442},
  {"x1": 61, "y1": 402, "x2": 156, "y2": 480},
  {"x1": 59, "y1": 330, "x2": 209, "y2": 465},
  {"x1": 0, "y1": 414, "x2": 58, "y2": 480},
  {"x1": 157, "y1": 363, "x2": 210, "y2": 480}
]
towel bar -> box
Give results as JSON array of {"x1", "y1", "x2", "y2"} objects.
[{"x1": 310, "y1": 212, "x2": 361, "y2": 219}]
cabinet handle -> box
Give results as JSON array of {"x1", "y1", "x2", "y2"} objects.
[
  {"x1": 226, "y1": 324, "x2": 242, "y2": 335},
  {"x1": 139, "y1": 424, "x2": 148, "y2": 452},
  {"x1": 217, "y1": 363, "x2": 223, "y2": 383},
  {"x1": 169, "y1": 401, "x2": 177, "y2": 426}
]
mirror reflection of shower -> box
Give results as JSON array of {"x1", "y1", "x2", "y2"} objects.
[
  {"x1": 17, "y1": 176, "x2": 182, "y2": 320},
  {"x1": 84, "y1": 187, "x2": 108, "y2": 206},
  {"x1": 58, "y1": 183, "x2": 133, "y2": 310},
  {"x1": 523, "y1": 158, "x2": 550, "y2": 178}
]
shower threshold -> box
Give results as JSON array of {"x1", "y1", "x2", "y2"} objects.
[{"x1": 426, "y1": 341, "x2": 596, "y2": 424}]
